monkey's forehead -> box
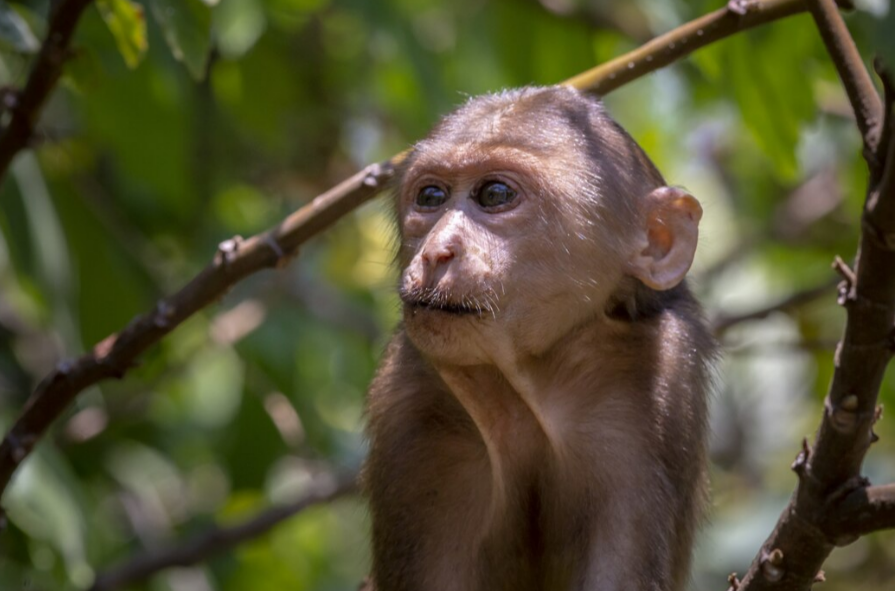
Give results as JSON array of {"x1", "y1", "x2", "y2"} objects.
[{"x1": 403, "y1": 142, "x2": 581, "y2": 182}]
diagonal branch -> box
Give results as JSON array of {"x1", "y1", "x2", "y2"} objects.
[
  {"x1": 806, "y1": 0, "x2": 884, "y2": 169},
  {"x1": 0, "y1": 162, "x2": 394, "y2": 507},
  {"x1": 565, "y1": 0, "x2": 850, "y2": 95},
  {"x1": 90, "y1": 472, "x2": 357, "y2": 591},
  {"x1": 0, "y1": 0, "x2": 852, "y2": 515},
  {"x1": 0, "y1": 0, "x2": 94, "y2": 181}
]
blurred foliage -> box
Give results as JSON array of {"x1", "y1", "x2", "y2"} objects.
[{"x1": 0, "y1": 0, "x2": 893, "y2": 589}]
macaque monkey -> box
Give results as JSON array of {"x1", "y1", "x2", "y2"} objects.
[{"x1": 364, "y1": 86, "x2": 713, "y2": 591}]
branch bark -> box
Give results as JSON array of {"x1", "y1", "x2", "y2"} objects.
[
  {"x1": 89, "y1": 472, "x2": 357, "y2": 591},
  {"x1": 734, "y1": 3, "x2": 895, "y2": 588},
  {"x1": 0, "y1": 0, "x2": 94, "y2": 181}
]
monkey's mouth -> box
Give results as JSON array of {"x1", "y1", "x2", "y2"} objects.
[
  {"x1": 410, "y1": 300, "x2": 484, "y2": 316},
  {"x1": 400, "y1": 290, "x2": 489, "y2": 317}
]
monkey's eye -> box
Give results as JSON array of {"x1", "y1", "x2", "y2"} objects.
[
  {"x1": 416, "y1": 185, "x2": 448, "y2": 209},
  {"x1": 475, "y1": 181, "x2": 517, "y2": 209}
]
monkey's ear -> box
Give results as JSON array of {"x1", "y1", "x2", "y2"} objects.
[{"x1": 627, "y1": 187, "x2": 702, "y2": 291}]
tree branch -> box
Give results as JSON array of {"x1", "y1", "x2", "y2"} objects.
[
  {"x1": 826, "y1": 483, "x2": 895, "y2": 540},
  {"x1": 0, "y1": 0, "x2": 853, "y2": 517},
  {"x1": 565, "y1": 0, "x2": 849, "y2": 95},
  {"x1": 0, "y1": 0, "x2": 94, "y2": 181},
  {"x1": 711, "y1": 278, "x2": 838, "y2": 335},
  {"x1": 89, "y1": 471, "x2": 357, "y2": 591},
  {"x1": 806, "y1": 0, "x2": 883, "y2": 169},
  {"x1": 736, "y1": 25, "x2": 895, "y2": 591},
  {"x1": 0, "y1": 162, "x2": 395, "y2": 511}
]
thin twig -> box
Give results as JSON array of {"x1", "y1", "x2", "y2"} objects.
[
  {"x1": 90, "y1": 472, "x2": 357, "y2": 591},
  {"x1": 806, "y1": 0, "x2": 883, "y2": 165},
  {"x1": 0, "y1": 0, "x2": 94, "y2": 180},
  {"x1": 711, "y1": 278, "x2": 838, "y2": 335}
]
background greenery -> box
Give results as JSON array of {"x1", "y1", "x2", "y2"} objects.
[{"x1": 0, "y1": 0, "x2": 893, "y2": 589}]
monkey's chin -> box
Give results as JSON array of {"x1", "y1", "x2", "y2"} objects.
[{"x1": 402, "y1": 303, "x2": 495, "y2": 365}]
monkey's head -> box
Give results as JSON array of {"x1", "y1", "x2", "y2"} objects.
[{"x1": 396, "y1": 86, "x2": 702, "y2": 365}]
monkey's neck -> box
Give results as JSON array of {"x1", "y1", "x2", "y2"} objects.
[{"x1": 433, "y1": 313, "x2": 637, "y2": 480}]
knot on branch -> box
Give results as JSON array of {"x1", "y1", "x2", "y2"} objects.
[
  {"x1": 216, "y1": 236, "x2": 244, "y2": 268},
  {"x1": 826, "y1": 394, "x2": 879, "y2": 435},
  {"x1": 263, "y1": 234, "x2": 289, "y2": 269},
  {"x1": 760, "y1": 547, "x2": 785, "y2": 582},
  {"x1": 829, "y1": 393, "x2": 861, "y2": 433},
  {"x1": 362, "y1": 162, "x2": 395, "y2": 189},
  {"x1": 727, "y1": 0, "x2": 761, "y2": 16},
  {"x1": 93, "y1": 334, "x2": 130, "y2": 379},
  {"x1": 791, "y1": 437, "x2": 812, "y2": 477},
  {"x1": 832, "y1": 256, "x2": 856, "y2": 305},
  {"x1": 153, "y1": 300, "x2": 175, "y2": 329},
  {"x1": 726, "y1": 572, "x2": 741, "y2": 591}
]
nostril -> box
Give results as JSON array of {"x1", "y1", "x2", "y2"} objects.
[
  {"x1": 423, "y1": 246, "x2": 455, "y2": 268},
  {"x1": 434, "y1": 250, "x2": 454, "y2": 264}
]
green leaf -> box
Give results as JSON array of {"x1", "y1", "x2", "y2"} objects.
[
  {"x1": 214, "y1": 0, "x2": 267, "y2": 60},
  {"x1": 150, "y1": 0, "x2": 213, "y2": 80},
  {"x1": 96, "y1": 0, "x2": 147, "y2": 68},
  {"x1": 716, "y1": 22, "x2": 817, "y2": 180},
  {"x1": 0, "y1": 3, "x2": 39, "y2": 53}
]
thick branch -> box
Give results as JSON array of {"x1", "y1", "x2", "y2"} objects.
[
  {"x1": 711, "y1": 278, "x2": 838, "y2": 335},
  {"x1": 0, "y1": 0, "x2": 94, "y2": 180},
  {"x1": 0, "y1": 0, "x2": 849, "y2": 514},
  {"x1": 736, "y1": 31, "x2": 895, "y2": 591},
  {"x1": 90, "y1": 472, "x2": 357, "y2": 591},
  {"x1": 806, "y1": 0, "x2": 883, "y2": 168}
]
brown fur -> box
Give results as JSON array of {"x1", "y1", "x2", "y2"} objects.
[{"x1": 364, "y1": 86, "x2": 714, "y2": 591}]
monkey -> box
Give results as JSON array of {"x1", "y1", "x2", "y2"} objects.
[{"x1": 363, "y1": 85, "x2": 714, "y2": 591}]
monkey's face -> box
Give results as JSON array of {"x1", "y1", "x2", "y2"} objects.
[{"x1": 396, "y1": 146, "x2": 624, "y2": 365}]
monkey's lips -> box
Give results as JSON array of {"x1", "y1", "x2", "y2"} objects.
[{"x1": 402, "y1": 295, "x2": 486, "y2": 317}]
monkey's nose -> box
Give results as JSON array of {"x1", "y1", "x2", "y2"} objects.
[{"x1": 421, "y1": 245, "x2": 456, "y2": 271}]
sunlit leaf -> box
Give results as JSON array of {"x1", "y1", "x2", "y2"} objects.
[
  {"x1": 6, "y1": 448, "x2": 92, "y2": 588},
  {"x1": 214, "y1": 0, "x2": 267, "y2": 59},
  {"x1": 150, "y1": 0, "x2": 213, "y2": 80},
  {"x1": 0, "y1": 3, "x2": 39, "y2": 53},
  {"x1": 712, "y1": 22, "x2": 817, "y2": 180},
  {"x1": 96, "y1": 0, "x2": 148, "y2": 69}
]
